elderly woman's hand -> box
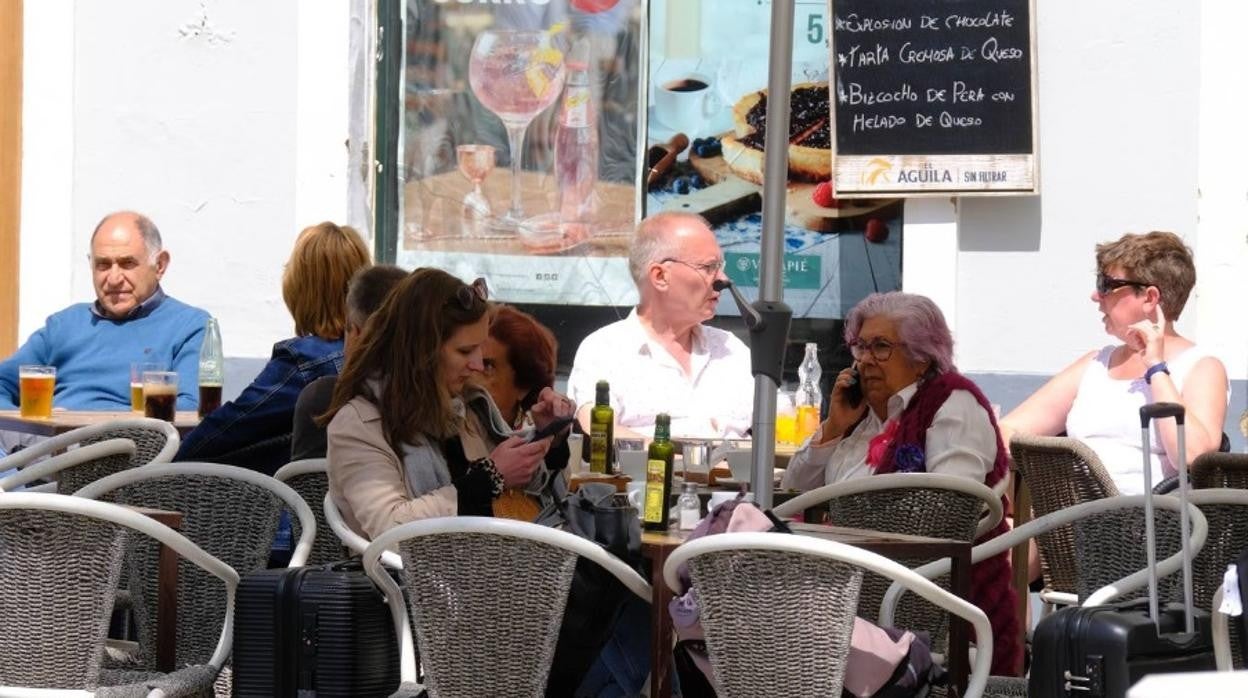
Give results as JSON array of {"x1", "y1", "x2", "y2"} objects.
[{"x1": 529, "y1": 387, "x2": 576, "y2": 439}]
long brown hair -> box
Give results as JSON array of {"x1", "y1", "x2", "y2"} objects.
[{"x1": 322, "y1": 268, "x2": 490, "y2": 453}]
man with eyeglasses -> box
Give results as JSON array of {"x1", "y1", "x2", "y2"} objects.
[
  {"x1": 568, "y1": 212, "x2": 753, "y2": 440},
  {"x1": 0, "y1": 211, "x2": 209, "y2": 413}
]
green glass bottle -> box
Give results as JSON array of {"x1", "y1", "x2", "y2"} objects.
[
  {"x1": 642, "y1": 413, "x2": 675, "y2": 531},
  {"x1": 589, "y1": 380, "x2": 614, "y2": 474}
]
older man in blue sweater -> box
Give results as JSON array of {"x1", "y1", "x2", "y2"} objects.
[{"x1": 0, "y1": 211, "x2": 209, "y2": 412}]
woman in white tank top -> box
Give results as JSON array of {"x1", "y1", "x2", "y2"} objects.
[{"x1": 1001, "y1": 232, "x2": 1230, "y2": 496}]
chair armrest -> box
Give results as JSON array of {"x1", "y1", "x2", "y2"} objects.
[{"x1": 0, "y1": 439, "x2": 136, "y2": 491}]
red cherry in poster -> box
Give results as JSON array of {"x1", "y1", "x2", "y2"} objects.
[
  {"x1": 864, "y1": 218, "x2": 889, "y2": 243},
  {"x1": 572, "y1": 0, "x2": 621, "y2": 12}
]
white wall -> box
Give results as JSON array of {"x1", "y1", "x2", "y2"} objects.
[
  {"x1": 20, "y1": 0, "x2": 352, "y2": 360},
  {"x1": 900, "y1": 1, "x2": 1246, "y2": 382}
]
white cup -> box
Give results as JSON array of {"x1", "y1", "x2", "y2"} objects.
[
  {"x1": 618, "y1": 450, "x2": 648, "y2": 481},
  {"x1": 725, "y1": 449, "x2": 753, "y2": 482},
  {"x1": 654, "y1": 74, "x2": 719, "y2": 135},
  {"x1": 709, "y1": 490, "x2": 753, "y2": 511}
]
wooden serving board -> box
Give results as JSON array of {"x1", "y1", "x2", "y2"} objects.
[{"x1": 660, "y1": 135, "x2": 898, "y2": 233}]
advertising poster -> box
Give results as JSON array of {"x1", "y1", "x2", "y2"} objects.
[{"x1": 396, "y1": 0, "x2": 902, "y2": 319}]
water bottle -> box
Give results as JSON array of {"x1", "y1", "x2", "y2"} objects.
[
  {"x1": 796, "y1": 342, "x2": 822, "y2": 442},
  {"x1": 678, "y1": 482, "x2": 701, "y2": 530},
  {"x1": 198, "y1": 317, "x2": 224, "y2": 419},
  {"x1": 554, "y1": 37, "x2": 598, "y2": 238}
]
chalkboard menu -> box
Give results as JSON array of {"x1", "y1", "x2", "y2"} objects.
[{"x1": 829, "y1": 0, "x2": 1038, "y2": 196}]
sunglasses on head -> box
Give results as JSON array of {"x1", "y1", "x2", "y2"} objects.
[
  {"x1": 453, "y1": 277, "x2": 489, "y2": 310},
  {"x1": 1096, "y1": 272, "x2": 1149, "y2": 296}
]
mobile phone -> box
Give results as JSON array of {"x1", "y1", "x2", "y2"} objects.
[
  {"x1": 843, "y1": 366, "x2": 864, "y2": 408},
  {"x1": 526, "y1": 415, "x2": 575, "y2": 443}
]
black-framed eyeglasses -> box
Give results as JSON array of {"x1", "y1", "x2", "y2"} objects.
[
  {"x1": 1096, "y1": 272, "x2": 1149, "y2": 296},
  {"x1": 660, "y1": 258, "x2": 725, "y2": 278},
  {"x1": 849, "y1": 337, "x2": 906, "y2": 363},
  {"x1": 453, "y1": 277, "x2": 489, "y2": 310}
]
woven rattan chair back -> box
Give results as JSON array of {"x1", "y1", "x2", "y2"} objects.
[
  {"x1": 396, "y1": 531, "x2": 579, "y2": 698},
  {"x1": 1188, "y1": 493, "x2": 1248, "y2": 668},
  {"x1": 1071, "y1": 505, "x2": 1184, "y2": 603},
  {"x1": 109, "y1": 473, "x2": 283, "y2": 668},
  {"x1": 0, "y1": 508, "x2": 128, "y2": 690},
  {"x1": 685, "y1": 547, "x2": 864, "y2": 697},
  {"x1": 1010, "y1": 434, "x2": 1119, "y2": 595},
  {"x1": 824, "y1": 486, "x2": 985, "y2": 653},
  {"x1": 64, "y1": 420, "x2": 177, "y2": 493},
  {"x1": 277, "y1": 467, "x2": 341, "y2": 565},
  {"x1": 1192, "y1": 453, "x2": 1248, "y2": 490}
]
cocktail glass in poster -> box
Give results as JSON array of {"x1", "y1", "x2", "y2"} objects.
[
  {"x1": 396, "y1": 0, "x2": 644, "y2": 306},
  {"x1": 645, "y1": 0, "x2": 902, "y2": 319}
]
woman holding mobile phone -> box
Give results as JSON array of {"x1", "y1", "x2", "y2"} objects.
[
  {"x1": 780, "y1": 291, "x2": 1020, "y2": 676},
  {"x1": 322, "y1": 268, "x2": 574, "y2": 540}
]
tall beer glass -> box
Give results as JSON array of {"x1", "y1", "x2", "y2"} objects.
[
  {"x1": 130, "y1": 361, "x2": 167, "y2": 412},
  {"x1": 19, "y1": 365, "x2": 56, "y2": 418},
  {"x1": 142, "y1": 371, "x2": 178, "y2": 423}
]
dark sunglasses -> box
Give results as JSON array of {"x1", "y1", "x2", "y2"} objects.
[
  {"x1": 453, "y1": 277, "x2": 489, "y2": 310},
  {"x1": 1096, "y1": 272, "x2": 1149, "y2": 296}
]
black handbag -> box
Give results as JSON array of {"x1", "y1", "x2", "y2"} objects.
[{"x1": 536, "y1": 481, "x2": 643, "y2": 696}]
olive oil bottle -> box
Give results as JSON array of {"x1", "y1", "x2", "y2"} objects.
[
  {"x1": 589, "y1": 380, "x2": 614, "y2": 474},
  {"x1": 642, "y1": 413, "x2": 675, "y2": 531}
]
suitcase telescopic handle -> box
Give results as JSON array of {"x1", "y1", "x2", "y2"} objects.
[
  {"x1": 1139, "y1": 401, "x2": 1195, "y2": 633},
  {"x1": 1140, "y1": 402, "x2": 1186, "y2": 427}
]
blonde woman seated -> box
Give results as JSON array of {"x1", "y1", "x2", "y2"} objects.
[
  {"x1": 780, "y1": 291, "x2": 1020, "y2": 676},
  {"x1": 323, "y1": 268, "x2": 573, "y2": 540},
  {"x1": 1000, "y1": 231, "x2": 1230, "y2": 495}
]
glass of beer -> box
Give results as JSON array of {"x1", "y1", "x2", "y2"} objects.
[
  {"x1": 142, "y1": 371, "x2": 179, "y2": 422},
  {"x1": 130, "y1": 361, "x2": 167, "y2": 412},
  {"x1": 19, "y1": 365, "x2": 56, "y2": 418}
]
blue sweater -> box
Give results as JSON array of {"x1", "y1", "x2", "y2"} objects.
[
  {"x1": 0, "y1": 294, "x2": 209, "y2": 410},
  {"x1": 176, "y1": 334, "x2": 344, "y2": 476}
]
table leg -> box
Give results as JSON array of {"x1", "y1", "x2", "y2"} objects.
[
  {"x1": 948, "y1": 546, "x2": 971, "y2": 698},
  {"x1": 649, "y1": 546, "x2": 675, "y2": 698},
  {"x1": 156, "y1": 540, "x2": 179, "y2": 672},
  {"x1": 1010, "y1": 470, "x2": 1032, "y2": 676}
]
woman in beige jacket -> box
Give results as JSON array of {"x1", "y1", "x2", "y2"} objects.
[{"x1": 322, "y1": 268, "x2": 574, "y2": 540}]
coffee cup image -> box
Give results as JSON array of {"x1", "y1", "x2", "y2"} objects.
[{"x1": 654, "y1": 73, "x2": 720, "y2": 135}]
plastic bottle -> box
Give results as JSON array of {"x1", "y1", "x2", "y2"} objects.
[
  {"x1": 643, "y1": 413, "x2": 675, "y2": 531},
  {"x1": 554, "y1": 37, "x2": 598, "y2": 240},
  {"x1": 198, "y1": 317, "x2": 224, "y2": 419},
  {"x1": 796, "y1": 342, "x2": 822, "y2": 442},
  {"x1": 589, "y1": 380, "x2": 614, "y2": 474},
  {"x1": 677, "y1": 481, "x2": 701, "y2": 530}
]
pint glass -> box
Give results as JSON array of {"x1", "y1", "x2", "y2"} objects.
[
  {"x1": 142, "y1": 371, "x2": 178, "y2": 422},
  {"x1": 19, "y1": 365, "x2": 55, "y2": 418},
  {"x1": 130, "y1": 361, "x2": 167, "y2": 412}
]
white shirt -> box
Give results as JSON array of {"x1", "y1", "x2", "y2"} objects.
[
  {"x1": 781, "y1": 381, "x2": 997, "y2": 491},
  {"x1": 568, "y1": 309, "x2": 754, "y2": 439},
  {"x1": 1066, "y1": 344, "x2": 1230, "y2": 496}
]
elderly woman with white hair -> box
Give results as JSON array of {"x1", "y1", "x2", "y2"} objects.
[{"x1": 781, "y1": 291, "x2": 1021, "y2": 676}]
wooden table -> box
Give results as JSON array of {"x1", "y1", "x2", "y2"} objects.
[
  {"x1": 0, "y1": 410, "x2": 200, "y2": 437},
  {"x1": 641, "y1": 523, "x2": 973, "y2": 698},
  {"x1": 132, "y1": 506, "x2": 184, "y2": 673}
]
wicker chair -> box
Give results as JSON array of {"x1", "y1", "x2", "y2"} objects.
[
  {"x1": 362, "y1": 517, "x2": 651, "y2": 698},
  {"x1": 0, "y1": 439, "x2": 136, "y2": 493},
  {"x1": 0, "y1": 491, "x2": 237, "y2": 696},
  {"x1": 1008, "y1": 434, "x2": 1120, "y2": 607},
  {"x1": 664, "y1": 532, "x2": 995, "y2": 698},
  {"x1": 274, "y1": 458, "x2": 344, "y2": 565},
  {"x1": 1190, "y1": 452, "x2": 1248, "y2": 490},
  {"x1": 1186, "y1": 489, "x2": 1248, "y2": 668},
  {"x1": 772, "y1": 473, "x2": 1002, "y2": 656},
  {"x1": 0, "y1": 418, "x2": 179, "y2": 494},
  {"x1": 74, "y1": 463, "x2": 315, "y2": 671}
]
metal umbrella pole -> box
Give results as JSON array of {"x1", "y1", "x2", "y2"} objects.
[{"x1": 729, "y1": 0, "x2": 797, "y2": 510}]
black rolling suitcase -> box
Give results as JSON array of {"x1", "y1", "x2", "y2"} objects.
[
  {"x1": 232, "y1": 559, "x2": 400, "y2": 697},
  {"x1": 1030, "y1": 403, "x2": 1215, "y2": 697}
]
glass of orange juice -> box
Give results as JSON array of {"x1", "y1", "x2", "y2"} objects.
[
  {"x1": 775, "y1": 388, "x2": 797, "y2": 445},
  {"x1": 19, "y1": 365, "x2": 56, "y2": 418}
]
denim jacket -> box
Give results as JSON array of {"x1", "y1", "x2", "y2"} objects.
[{"x1": 176, "y1": 335, "x2": 344, "y2": 475}]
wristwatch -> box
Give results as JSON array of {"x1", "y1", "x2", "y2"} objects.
[{"x1": 1144, "y1": 361, "x2": 1170, "y2": 384}]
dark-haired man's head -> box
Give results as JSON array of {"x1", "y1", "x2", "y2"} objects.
[{"x1": 344, "y1": 264, "x2": 409, "y2": 355}]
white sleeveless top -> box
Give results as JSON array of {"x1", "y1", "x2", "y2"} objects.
[{"x1": 1066, "y1": 344, "x2": 1228, "y2": 495}]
